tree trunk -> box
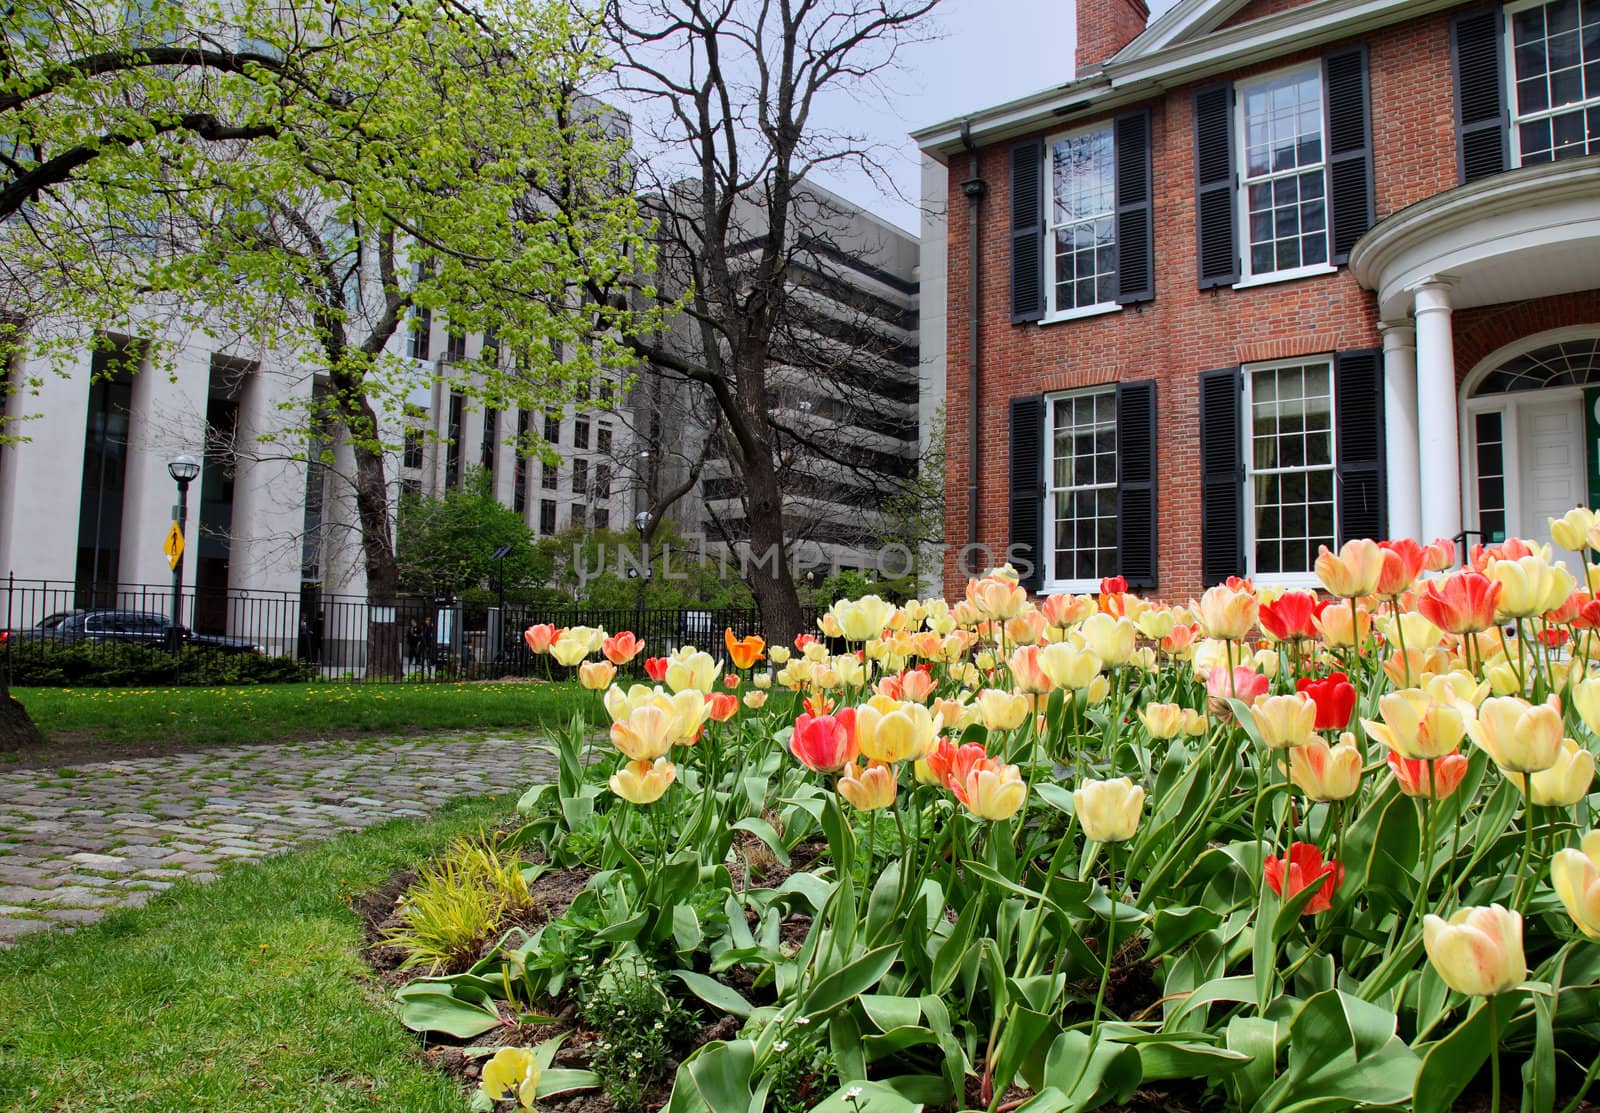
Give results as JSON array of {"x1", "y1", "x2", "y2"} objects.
[
  {"x1": 342, "y1": 395, "x2": 405, "y2": 680},
  {"x1": 0, "y1": 680, "x2": 42, "y2": 752},
  {"x1": 741, "y1": 448, "x2": 806, "y2": 645}
]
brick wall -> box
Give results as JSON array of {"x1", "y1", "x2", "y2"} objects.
[
  {"x1": 943, "y1": 6, "x2": 1473, "y2": 601},
  {"x1": 1077, "y1": 0, "x2": 1150, "y2": 72},
  {"x1": 1218, "y1": 0, "x2": 1326, "y2": 32},
  {"x1": 1455, "y1": 291, "x2": 1600, "y2": 382}
]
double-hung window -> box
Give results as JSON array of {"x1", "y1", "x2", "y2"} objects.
[
  {"x1": 1243, "y1": 360, "x2": 1336, "y2": 582},
  {"x1": 1046, "y1": 127, "x2": 1117, "y2": 318},
  {"x1": 1237, "y1": 69, "x2": 1329, "y2": 279},
  {"x1": 1044, "y1": 389, "x2": 1119, "y2": 588},
  {"x1": 1508, "y1": 0, "x2": 1600, "y2": 164}
]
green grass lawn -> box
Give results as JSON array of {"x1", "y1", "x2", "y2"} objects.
[
  {"x1": 0, "y1": 795, "x2": 515, "y2": 1113},
  {"x1": 11, "y1": 680, "x2": 591, "y2": 750}
]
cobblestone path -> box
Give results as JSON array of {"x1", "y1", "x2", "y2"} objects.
[{"x1": 0, "y1": 734, "x2": 554, "y2": 945}]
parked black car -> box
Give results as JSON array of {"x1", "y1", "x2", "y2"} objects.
[{"x1": 15, "y1": 610, "x2": 264, "y2": 654}]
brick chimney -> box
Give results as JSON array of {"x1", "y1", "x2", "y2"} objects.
[{"x1": 1076, "y1": 0, "x2": 1150, "y2": 73}]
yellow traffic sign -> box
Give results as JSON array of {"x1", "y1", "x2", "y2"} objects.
[{"x1": 163, "y1": 522, "x2": 185, "y2": 571}]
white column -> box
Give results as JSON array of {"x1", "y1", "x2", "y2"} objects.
[
  {"x1": 1379, "y1": 321, "x2": 1421, "y2": 542},
  {"x1": 1412, "y1": 278, "x2": 1461, "y2": 546}
]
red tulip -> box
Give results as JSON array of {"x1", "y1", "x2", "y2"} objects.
[
  {"x1": 1573, "y1": 594, "x2": 1600, "y2": 631},
  {"x1": 1206, "y1": 665, "x2": 1270, "y2": 703},
  {"x1": 790, "y1": 710, "x2": 859, "y2": 773},
  {"x1": 707, "y1": 692, "x2": 740, "y2": 722},
  {"x1": 1377, "y1": 539, "x2": 1427, "y2": 596},
  {"x1": 644, "y1": 656, "x2": 670, "y2": 682},
  {"x1": 1258, "y1": 591, "x2": 1318, "y2": 641},
  {"x1": 803, "y1": 694, "x2": 835, "y2": 716},
  {"x1": 1263, "y1": 841, "x2": 1343, "y2": 915},
  {"x1": 795, "y1": 633, "x2": 820, "y2": 652},
  {"x1": 1296, "y1": 672, "x2": 1357, "y2": 732},
  {"x1": 1100, "y1": 575, "x2": 1129, "y2": 595},
  {"x1": 1416, "y1": 571, "x2": 1503, "y2": 635}
]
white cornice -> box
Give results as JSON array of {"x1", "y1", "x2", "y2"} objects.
[
  {"x1": 1349, "y1": 156, "x2": 1600, "y2": 289},
  {"x1": 912, "y1": 0, "x2": 1467, "y2": 158}
]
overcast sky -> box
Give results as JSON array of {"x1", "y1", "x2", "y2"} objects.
[{"x1": 803, "y1": 0, "x2": 1180, "y2": 233}]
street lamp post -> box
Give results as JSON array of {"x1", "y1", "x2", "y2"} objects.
[
  {"x1": 490, "y1": 544, "x2": 513, "y2": 663},
  {"x1": 166, "y1": 454, "x2": 201, "y2": 656},
  {"x1": 633, "y1": 509, "x2": 652, "y2": 638}
]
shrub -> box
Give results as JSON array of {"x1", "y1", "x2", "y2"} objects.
[
  {"x1": 4, "y1": 642, "x2": 315, "y2": 687},
  {"x1": 580, "y1": 954, "x2": 698, "y2": 1112},
  {"x1": 383, "y1": 833, "x2": 534, "y2": 974}
]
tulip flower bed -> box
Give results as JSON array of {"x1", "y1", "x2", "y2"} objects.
[{"x1": 392, "y1": 527, "x2": 1600, "y2": 1113}]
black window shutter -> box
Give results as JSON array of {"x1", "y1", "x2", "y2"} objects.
[
  {"x1": 1199, "y1": 367, "x2": 1244, "y2": 584},
  {"x1": 1011, "y1": 139, "x2": 1046, "y2": 323},
  {"x1": 1009, "y1": 395, "x2": 1046, "y2": 591},
  {"x1": 1114, "y1": 109, "x2": 1155, "y2": 305},
  {"x1": 1194, "y1": 83, "x2": 1238, "y2": 289},
  {"x1": 1115, "y1": 380, "x2": 1158, "y2": 587},
  {"x1": 1335, "y1": 349, "x2": 1387, "y2": 545},
  {"x1": 1452, "y1": 6, "x2": 1508, "y2": 184},
  {"x1": 1323, "y1": 45, "x2": 1374, "y2": 264}
]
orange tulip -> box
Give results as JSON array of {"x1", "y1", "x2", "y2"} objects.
[
  {"x1": 707, "y1": 692, "x2": 740, "y2": 722},
  {"x1": 602, "y1": 631, "x2": 644, "y2": 665},
  {"x1": 1417, "y1": 570, "x2": 1503, "y2": 635},
  {"x1": 1192, "y1": 583, "x2": 1258, "y2": 640},
  {"x1": 723, "y1": 628, "x2": 765, "y2": 670},
  {"x1": 1377, "y1": 539, "x2": 1428, "y2": 596},
  {"x1": 1387, "y1": 749, "x2": 1470, "y2": 799},
  {"x1": 523, "y1": 624, "x2": 563, "y2": 654}
]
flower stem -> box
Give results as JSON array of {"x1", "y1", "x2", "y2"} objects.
[{"x1": 1488, "y1": 994, "x2": 1502, "y2": 1113}]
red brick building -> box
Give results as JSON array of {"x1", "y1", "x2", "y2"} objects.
[{"x1": 914, "y1": 0, "x2": 1600, "y2": 600}]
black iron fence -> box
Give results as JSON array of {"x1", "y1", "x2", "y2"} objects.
[{"x1": 1, "y1": 574, "x2": 814, "y2": 687}]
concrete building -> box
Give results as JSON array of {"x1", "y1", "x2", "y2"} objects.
[
  {"x1": 915, "y1": 0, "x2": 1600, "y2": 600},
  {"x1": 636, "y1": 183, "x2": 923, "y2": 580}
]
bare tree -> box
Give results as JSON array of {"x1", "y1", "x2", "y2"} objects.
[{"x1": 583, "y1": 0, "x2": 938, "y2": 642}]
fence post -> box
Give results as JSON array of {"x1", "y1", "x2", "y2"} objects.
[{"x1": 4, "y1": 571, "x2": 12, "y2": 688}]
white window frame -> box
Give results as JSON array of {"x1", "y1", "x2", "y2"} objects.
[
  {"x1": 1042, "y1": 123, "x2": 1121, "y2": 324},
  {"x1": 1242, "y1": 357, "x2": 1338, "y2": 588},
  {"x1": 1503, "y1": 0, "x2": 1600, "y2": 168},
  {"x1": 1041, "y1": 386, "x2": 1120, "y2": 594},
  {"x1": 1233, "y1": 63, "x2": 1335, "y2": 287}
]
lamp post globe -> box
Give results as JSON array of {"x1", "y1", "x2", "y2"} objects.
[{"x1": 167, "y1": 454, "x2": 201, "y2": 484}]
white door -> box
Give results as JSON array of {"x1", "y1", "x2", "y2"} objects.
[{"x1": 1516, "y1": 398, "x2": 1587, "y2": 569}]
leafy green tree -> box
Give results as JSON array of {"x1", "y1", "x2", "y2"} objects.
[
  {"x1": 535, "y1": 524, "x2": 754, "y2": 612},
  {"x1": 396, "y1": 469, "x2": 550, "y2": 601},
  {"x1": 1, "y1": 0, "x2": 666, "y2": 675}
]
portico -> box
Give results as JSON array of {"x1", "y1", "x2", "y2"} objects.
[{"x1": 1351, "y1": 155, "x2": 1600, "y2": 555}]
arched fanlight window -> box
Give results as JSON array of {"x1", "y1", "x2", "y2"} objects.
[{"x1": 1472, "y1": 338, "x2": 1600, "y2": 396}]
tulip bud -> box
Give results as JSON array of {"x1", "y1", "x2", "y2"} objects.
[
  {"x1": 1073, "y1": 776, "x2": 1144, "y2": 843},
  {"x1": 1422, "y1": 905, "x2": 1527, "y2": 996},
  {"x1": 952, "y1": 757, "x2": 1028, "y2": 821},
  {"x1": 1086, "y1": 674, "x2": 1110, "y2": 705},
  {"x1": 1249, "y1": 692, "x2": 1317, "y2": 750},
  {"x1": 975, "y1": 688, "x2": 1029, "y2": 732},
  {"x1": 1362, "y1": 688, "x2": 1467, "y2": 761},
  {"x1": 1289, "y1": 735, "x2": 1363, "y2": 801},
  {"x1": 1468, "y1": 695, "x2": 1563, "y2": 774},
  {"x1": 608, "y1": 757, "x2": 677, "y2": 805},
  {"x1": 1138, "y1": 702, "x2": 1186, "y2": 740},
  {"x1": 481, "y1": 1046, "x2": 541, "y2": 1109},
  {"x1": 578, "y1": 660, "x2": 617, "y2": 690},
  {"x1": 1314, "y1": 538, "x2": 1384, "y2": 598},
  {"x1": 1388, "y1": 749, "x2": 1470, "y2": 800},
  {"x1": 1574, "y1": 678, "x2": 1600, "y2": 735},
  {"x1": 837, "y1": 760, "x2": 897, "y2": 811},
  {"x1": 742, "y1": 690, "x2": 768, "y2": 710},
  {"x1": 1080, "y1": 613, "x2": 1137, "y2": 666},
  {"x1": 1551, "y1": 508, "x2": 1597, "y2": 553},
  {"x1": 1551, "y1": 831, "x2": 1600, "y2": 938}
]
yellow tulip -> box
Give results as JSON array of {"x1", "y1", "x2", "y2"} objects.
[
  {"x1": 1080, "y1": 613, "x2": 1137, "y2": 666},
  {"x1": 1468, "y1": 695, "x2": 1564, "y2": 774},
  {"x1": 975, "y1": 688, "x2": 1029, "y2": 731},
  {"x1": 742, "y1": 689, "x2": 768, "y2": 710},
  {"x1": 831, "y1": 654, "x2": 866, "y2": 688},
  {"x1": 610, "y1": 703, "x2": 679, "y2": 761},
  {"x1": 480, "y1": 1047, "x2": 540, "y2": 1110},
  {"x1": 955, "y1": 758, "x2": 1028, "y2": 821},
  {"x1": 1288, "y1": 735, "x2": 1364, "y2": 801},
  {"x1": 609, "y1": 756, "x2": 677, "y2": 804},
  {"x1": 1376, "y1": 612, "x2": 1444, "y2": 653},
  {"x1": 1575, "y1": 678, "x2": 1600, "y2": 734},
  {"x1": 665, "y1": 649, "x2": 721, "y2": 693},
  {"x1": 769, "y1": 646, "x2": 792, "y2": 665},
  {"x1": 1086, "y1": 674, "x2": 1110, "y2": 705},
  {"x1": 837, "y1": 760, "x2": 897, "y2": 811},
  {"x1": 1551, "y1": 830, "x2": 1600, "y2": 937},
  {"x1": 1507, "y1": 738, "x2": 1594, "y2": 806},
  {"x1": 1181, "y1": 708, "x2": 1209, "y2": 736},
  {"x1": 1551, "y1": 507, "x2": 1597, "y2": 552},
  {"x1": 1249, "y1": 692, "x2": 1317, "y2": 751},
  {"x1": 1314, "y1": 538, "x2": 1384, "y2": 598},
  {"x1": 753, "y1": 673, "x2": 772, "y2": 690},
  {"x1": 827, "y1": 595, "x2": 897, "y2": 641},
  {"x1": 1138, "y1": 702, "x2": 1185, "y2": 740},
  {"x1": 1136, "y1": 608, "x2": 1176, "y2": 640},
  {"x1": 1425, "y1": 670, "x2": 1490, "y2": 711},
  {"x1": 604, "y1": 682, "x2": 659, "y2": 723},
  {"x1": 1192, "y1": 584, "x2": 1258, "y2": 640},
  {"x1": 1038, "y1": 642, "x2": 1102, "y2": 689},
  {"x1": 966, "y1": 574, "x2": 1028, "y2": 621},
  {"x1": 1073, "y1": 776, "x2": 1144, "y2": 843},
  {"x1": 1361, "y1": 688, "x2": 1467, "y2": 761},
  {"x1": 1485, "y1": 660, "x2": 1525, "y2": 697},
  {"x1": 550, "y1": 637, "x2": 592, "y2": 667},
  {"x1": 802, "y1": 641, "x2": 829, "y2": 662},
  {"x1": 1130, "y1": 646, "x2": 1158, "y2": 673},
  {"x1": 1422, "y1": 904, "x2": 1527, "y2": 996},
  {"x1": 1252, "y1": 648, "x2": 1280, "y2": 678},
  {"x1": 670, "y1": 690, "x2": 712, "y2": 742},
  {"x1": 1488, "y1": 555, "x2": 1555, "y2": 619},
  {"x1": 1314, "y1": 603, "x2": 1373, "y2": 648},
  {"x1": 578, "y1": 660, "x2": 617, "y2": 690},
  {"x1": 857, "y1": 700, "x2": 942, "y2": 763}
]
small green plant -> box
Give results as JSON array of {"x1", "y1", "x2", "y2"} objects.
[
  {"x1": 581, "y1": 954, "x2": 698, "y2": 1112},
  {"x1": 383, "y1": 833, "x2": 534, "y2": 973},
  {"x1": 760, "y1": 1031, "x2": 838, "y2": 1113}
]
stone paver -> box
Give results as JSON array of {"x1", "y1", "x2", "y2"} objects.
[{"x1": 0, "y1": 735, "x2": 554, "y2": 946}]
